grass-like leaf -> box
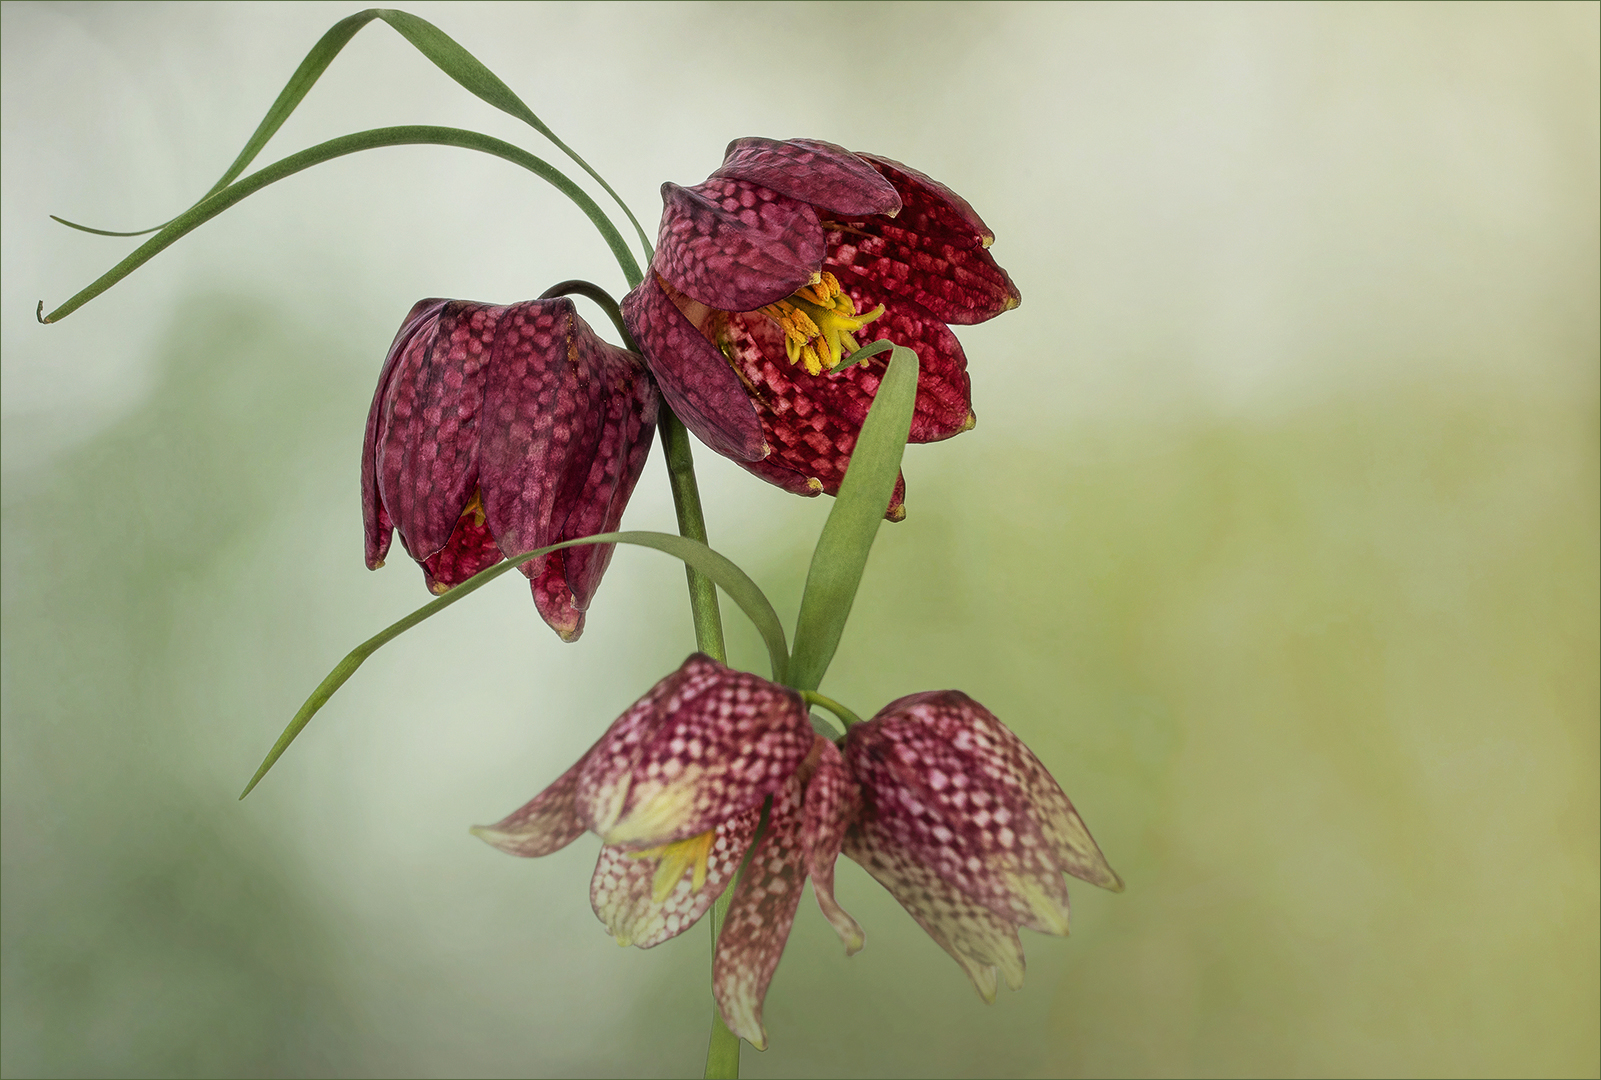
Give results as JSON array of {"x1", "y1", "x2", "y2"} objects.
[
  {"x1": 39, "y1": 125, "x2": 635, "y2": 325},
  {"x1": 51, "y1": 8, "x2": 654, "y2": 276},
  {"x1": 786, "y1": 346, "x2": 920, "y2": 692},
  {"x1": 239, "y1": 530, "x2": 788, "y2": 799}
]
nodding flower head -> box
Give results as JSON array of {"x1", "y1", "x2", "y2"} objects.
[
  {"x1": 472, "y1": 654, "x2": 866, "y2": 1051},
  {"x1": 622, "y1": 137, "x2": 1020, "y2": 520},
  {"x1": 362, "y1": 296, "x2": 657, "y2": 640},
  {"x1": 842, "y1": 690, "x2": 1122, "y2": 1002}
]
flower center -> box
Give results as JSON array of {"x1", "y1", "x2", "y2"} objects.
[
  {"x1": 629, "y1": 828, "x2": 717, "y2": 903},
  {"x1": 757, "y1": 272, "x2": 885, "y2": 377}
]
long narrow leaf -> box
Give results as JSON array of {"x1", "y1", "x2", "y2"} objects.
[
  {"x1": 786, "y1": 347, "x2": 920, "y2": 692},
  {"x1": 52, "y1": 9, "x2": 654, "y2": 276},
  {"x1": 239, "y1": 530, "x2": 788, "y2": 798},
  {"x1": 40, "y1": 125, "x2": 635, "y2": 325}
]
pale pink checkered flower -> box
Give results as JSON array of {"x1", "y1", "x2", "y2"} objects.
[
  {"x1": 472, "y1": 654, "x2": 864, "y2": 1050},
  {"x1": 843, "y1": 691, "x2": 1123, "y2": 1001}
]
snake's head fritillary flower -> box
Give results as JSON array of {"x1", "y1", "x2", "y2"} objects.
[
  {"x1": 842, "y1": 691, "x2": 1122, "y2": 1002},
  {"x1": 471, "y1": 654, "x2": 865, "y2": 1050},
  {"x1": 362, "y1": 297, "x2": 658, "y2": 641},
  {"x1": 621, "y1": 137, "x2": 1020, "y2": 520}
]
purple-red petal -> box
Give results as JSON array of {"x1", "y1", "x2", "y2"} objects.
[
  {"x1": 363, "y1": 298, "x2": 445, "y2": 570},
  {"x1": 374, "y1": 300, "x2": 495, "y2": 562},
  {"x1": 713, "y1": 137, "x2": 901, "y2": 217},
  {"x1": 655, "y1": 179, "x2": 823, "y2": 312},
  {"x1": 621, "y1": 276, "x2": 766, "y2": 462}
]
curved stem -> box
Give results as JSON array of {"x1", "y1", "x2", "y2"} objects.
[
  {"x1": 801, "y1": 690, "x2": 864, "y2": 729},
  {"x1": 538, "y1": 279, "x2": 630, "y2": 343}
]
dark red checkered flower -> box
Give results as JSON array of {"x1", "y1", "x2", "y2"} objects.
[
  {"x1": 621, "y1": 137, "x2": 1020, "y2": 519},
  {"x1": 842, "y1": 691, "x2": 1122, "y2": 1001},
  {"x1": 472, "y1": 654, "x2": 864, "y2": 1050},
  {"x1": 362, "y1": 297, "x2": 657, "y2": 641}
]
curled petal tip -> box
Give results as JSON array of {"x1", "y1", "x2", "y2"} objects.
[
  {"x1": 1105, "y1": 869, "x2": 1127, "y2": 893},
  {"x1": 468, "y1": 824, "x2": 510, "y2": 849},
  {"x1": 961, "y1": 411, "x2": 977, "y2": 433},
  {"x1": 805, "y1": 477, "x2": 824, "y2": 493},
  {"x1": 887, "y1": 503, "x2": 907, "y2": 523},
  {"x1": 981, "y1": 233, "x2": 994, "y2": 249},
  {"x1": 430, "y1": 581, "x2": 450, "y2": 595},
  {"x1": 1003, "y1": 293, "x2": 1020, "y2": 311},
  {"x1": 369, "y1": 558, "x2": 385, "y2": 570}
]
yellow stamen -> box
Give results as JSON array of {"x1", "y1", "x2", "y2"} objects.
[
  {"x1": 628, "y1": 829, "x2": 717, "y2": 903},
  {"x1": 756, "y1": 272, "x2": 886, "y2": 376},
  {"x1": 461, "y1": 487, "x2": 486, "y2": 528}
]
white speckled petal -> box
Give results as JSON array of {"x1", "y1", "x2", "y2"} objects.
[
  {"x1": 590, "y1": 804, "x2": 761, "y2": 949},
  {"x1": 588, "y1": 655, "x2": 813, "y2": 848},
  {"x1": 800, "y1": 736, "x2": 864, "y2": 954},
  {"x1": 712, "y1": 776, "x2": 808, "y2": 1051},
  {"x1": 470, "y1": 755, "x2": 588, "y2": 858},
  {"x1": 844, "y1": 816, "x2": 1027, "y2": 1002}
]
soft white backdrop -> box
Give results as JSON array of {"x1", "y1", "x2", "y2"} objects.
[{"x1": 4, "y1": 3, "x2": 1597, "y2": 1077}]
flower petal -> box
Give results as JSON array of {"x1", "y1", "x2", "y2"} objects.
[
  {"x1": 719, "y1": 311, "x2": 908, "y2": 519},
  {"x1": 783, "y1": 269, "x2": 976, "y2": 444},
  {"x1": 713, "y1": 775, "x2": 808, "y2": 1051},
  {"x1": 822, "y1": 155, "x2": 1021, "y2": 325},
  {"x1": 549, "y1": 329, "x2": 659, "y2": 625},
  {"x1": 846, "y1": 692, "x2": 1106, "y2": 935},
  {"x1": 576, "y1": 655, "x2": 813, "y2": 848},
  {"x1": 467, "y1": 298, "x2": 658, "y2": 641},
  {"x1": 713, "y1": 137, "x2": 901, "y2": 217},
  {"x1": 363, "y1": 298, "x2": 444, "y2": 570},
  {"x1": 374, "y1": 300, "x2": 497, "y2": 563},
  {"x1": 470, "y1": 755, "x2": 588, "y2": 858},
  {"x1": 878, "y1": 691, "x2": 1122, "y2": 892},
  {"x1": 621, "y1": 276, "x2": 766, "y2": 463},
  {"x1": 801, "y1": 736, "x2": 864, "y2": 954},
  {"x1": 420, "y1": 506, "x2": 505, "y2": 592},
  {"x1": 655, "y1": 179, "x2": 823, "y2": 312},
  {"x1": 590, "y1": 803, "x2": 761, "y2": 949},
  {"x1": 844, "y1": 816, "x2": 1027, "y2": 1002},
  {"x1": 856, "y1": 155, "x2": 997, "y2": 250}
]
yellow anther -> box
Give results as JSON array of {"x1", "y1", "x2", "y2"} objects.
[
  {"x1": 629, "y1": 829, "x2": 717, "y2": 903},
  {"x1": 461, "y1": 488, "x2": 486, "y2": 528},
  {"x1": 759, "y1": 275, "x2": 886, "y2": 376}
]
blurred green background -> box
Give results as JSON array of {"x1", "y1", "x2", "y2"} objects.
[{"x1": 2, "y1": 2, "x2": 1595, "y2": 1077}]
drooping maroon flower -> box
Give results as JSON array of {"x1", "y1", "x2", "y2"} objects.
[
  {"x1": 621, "y1": 137, "x2": 1020, "y2": 519},
  {"x1": 472, "y1": 654, "x2": 864, "y2": 1050},
  {"x1": 842, "y1": 691, "x2": 1122, "y2": 1001},
  {"x1": 363, "y1": 297, "x2": 657, "y2": 641}
]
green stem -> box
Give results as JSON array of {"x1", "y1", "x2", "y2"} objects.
[
  {"x1": 557, "y1": 279, "x2": 740, "y2": 1073},
  {"x1": 703, "y1": 888, "x2": 742, "y2": 1078},
  {"x1": 535, "y1": 280, "x2": 730, "y2": 677},
  {"x1": 801, "y1": 690, "x2": 864, "y2": 729}
]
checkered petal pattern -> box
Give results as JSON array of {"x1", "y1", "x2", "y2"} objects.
[
  {"x1": 842, "y1": 691, "x2": 1121, "y2": 998},
  {"x1": 622, "y1": 137, "x2": 1019, "y2": 518},
  {"x1": 362, "y1": 296, "x2": 657, "y2": 640}
]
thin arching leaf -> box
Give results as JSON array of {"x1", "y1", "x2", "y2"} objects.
[
  {"x1": 39, "y1": 125, "x2": 636, "y2": 325},
  {"x1": 239, "y1": 530, "x2": 788, "y2": 799},
  {"x1": 786, "y1": 346, "x2": 920, "y2": 692},
  {"x1": 50, "y1": 9, "x2": 653, "y2": 275}
]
